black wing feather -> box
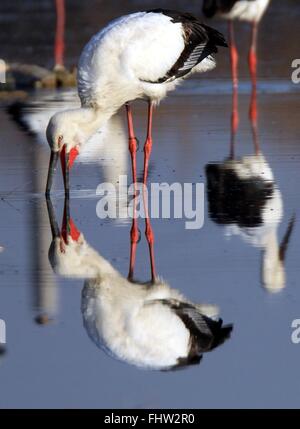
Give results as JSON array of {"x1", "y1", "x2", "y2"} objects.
[
  {"x1": 145, "y1": 9, "x2": 227, "y2": 83},
  {"x1": 157, "y1": 299, "x2": 233, "y2": 353}
]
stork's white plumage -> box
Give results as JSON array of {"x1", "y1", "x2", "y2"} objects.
[
  {"x1": 81, "y1": 276, "x2": 228, "y2": 370},
  {"x1": 77, "y1": 11, "x2": 220, "y2": 107},
  {"x1": 47, "y1": 199, "x2": 232, "y2": 370},
  {"x1": 45, "y1": 9, "x2": 227, "y2": 195}
]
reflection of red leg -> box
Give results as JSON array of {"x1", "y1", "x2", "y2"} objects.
[
  {"x1": 230, "y1": 85, "x2": 239, "y2": 159},
  {"x1": 128, "y1": 218, "x2": 139, "y2": 281},
  {"x1": 55, "y1": 0, "x2": 65, "y2": 68},
  {"x1": 229, "y1": 22, "x2": 239, "y2": 159},
  {"x1": 128, "y1": 180, "x2": 157, "y2": 283},
  {"x1": 126, "y1": 103, "x2": 138, "y2": 185},
  {"x1": 61, "y1": 198, "x2": 80, "y2": 244},
  {"x1": 145, "y1": 217, "x2": 156, "y2": 283},
  {"x1": 142, "y1": 177, "x2": 156, "y2": 283},
  {"x1": 143, "y1": 102, "x2": 154, "y2": 186},
  {"x1": 249, "y1": 22, "x2": 260, "y2": 154},
  {"x1": 250, "y1": 84, "x2": 260, "y2": 154}
]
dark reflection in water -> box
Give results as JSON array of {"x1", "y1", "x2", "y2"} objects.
[
  {"x1": 206, "y1": 77, "x2": 296, "y2": 293},
  {"x1": 0, "y1": 345, "x2": 6, "y2": 356},
  {"x1": 46, "y1": 197, "x2": 232, "y2": 370},
  {"x1": 30, "y1": 145, "x2": 58, "y2": 324}
]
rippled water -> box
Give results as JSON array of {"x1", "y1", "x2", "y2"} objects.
[{"x1": 1, "y1": 0, "x2": 300, "y2": 409}]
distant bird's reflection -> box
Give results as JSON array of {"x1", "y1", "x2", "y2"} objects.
[
  {"x1": 206, "y1": 85, "x2": 295, "y2": 293},
  {"x1": 46, "y1": 197, "x2": 232, "y2": 371}
]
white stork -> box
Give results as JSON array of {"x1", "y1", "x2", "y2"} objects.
[{"x1": 45, "y1": 9, "x2": 227, "y2": 195}]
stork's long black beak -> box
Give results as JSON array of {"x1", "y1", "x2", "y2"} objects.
[{"x1": 45, "y1": 151, "x2": 59, "y2": 197}]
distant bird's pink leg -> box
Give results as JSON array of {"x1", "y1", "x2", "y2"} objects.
[
  {"x1": 54, "y1": 0, "x2": 65, "y2": 68},
  {"x1": 229, "y1": 21, "x2": 239, "y2": 159},
  {"x1": 143, "y1": 101, "x2": 154, "y2": 186},
  {"x1": 229, "y1": 21, "x2": 239, "y2": 91},
  {"x1": 249, "y1": 22, "x2": 258, "y2": 89},
  {"x1": 126, "y1": 103, "x2": 138, "y2": 185}
]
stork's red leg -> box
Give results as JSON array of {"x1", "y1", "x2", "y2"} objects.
[
  {"x1": 229, "y1": 21, "x2": 239, "y2": 159},
  {"x1": 126, "y1": 103, "x2": 138, "y2": 185},
  {"x1": 143, "y1": 101, "x2": 154, "y2": 186},
  {"x1": 54, "y1": 0, "x2": 65, "y2": 68}
]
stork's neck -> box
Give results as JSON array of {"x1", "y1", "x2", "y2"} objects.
[
  {"x1": 61, "y1": 106, "x2": 116, "y2": 151},
  {"x1": 54, "y1": 235, "x2": 120, "y2": 280},
  {"x1": 77, "y1": 106, "x2": 115, "y2": 137}
]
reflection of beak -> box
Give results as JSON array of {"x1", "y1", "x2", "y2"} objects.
[
  {"x1": 46, "y1": 197, "x2": 60, "y2": 240},
  {"x1": 35, "y1": 314, "x2": 52, "y2": 325},
  {"x1": 61, "y1": 197, "x2": 81, "y2": 244},
  {"x1": 262, "y1": 214, "x2": 296, "y2": 294},
  {"x1": 45, "y1": 151, "x2": 59, "y2": 197},
  {"x1": 279, "y1": 214, "x2": 296, "y2": 262}
]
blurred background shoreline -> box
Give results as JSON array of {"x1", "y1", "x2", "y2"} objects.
[{"x1": 0, "y1": 0, "x2": 299, "y2": 82}]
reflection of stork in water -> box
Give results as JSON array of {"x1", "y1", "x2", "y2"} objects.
[
  {"x1": 206, "y1": 76, "x2": 295, "y2": 293},
  {"x1": 46, "y1": 197, "x2": 232, "y2": 370},
  {"x1": 7, "y1": 92, "x2": 128, "y2": 324}
]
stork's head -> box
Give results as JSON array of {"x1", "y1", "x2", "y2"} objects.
[{"x1": 46, "y1": 110, "x2": 84, "y2": 153}]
